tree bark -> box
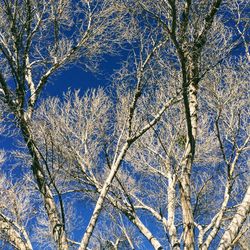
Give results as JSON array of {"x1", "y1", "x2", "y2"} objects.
[
  {"x1": 78, "y1": 142, "x2": 130, "y2": 250},
  {"x1": 0, "y1": 216, "x2": 32, "y2": 250},
  {"x1": 218, "y1": 185, "x2": 250, "y2": 250},
  {"x1": 167, "y1": 169, "x2": 180, "y2": 249},
  {"x1": 19, "y1": 118, "x2": 68, "y2": 250},
  {"x1": 179, "y1": 55, "x2": 199, "y2": 250}
]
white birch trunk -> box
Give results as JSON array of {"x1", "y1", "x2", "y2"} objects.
[
  {"x1": 218, "y1": 185, "x2": 250, "y2": 250},
  {"x1": 167, "y1": 169, "x2": 180, "y2": 249},
  {"x1": 0, "y1": 217, "x2": 32, "y2": 250},
  {"x1": 20, "y1": 119, "x2": 69, "y2": 250},
  {"x1": 78, "y1": 142, "x2": 130, "y2": 250}
]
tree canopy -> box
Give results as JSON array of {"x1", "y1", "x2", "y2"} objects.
[{"x1": 0, "y1": 1, "x2": 249, "y2": 249}]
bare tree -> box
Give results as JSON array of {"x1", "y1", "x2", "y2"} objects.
[
  {"x1": 0, "y1": 0, "x2": 127, "y2": 249},
  {"x1": 0, "y1": 1, "x2": 249, "y2": 250}
]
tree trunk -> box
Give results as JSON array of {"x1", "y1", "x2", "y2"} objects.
[
  {"x1": 130, "y1": 215, "x2": 163, "y2": 250},
  {"x1": 19, "y1": 119, "x2": 68, "y2": 250},
  {"x1": 0, "y1": 217, "x2": 32, "y2": 250},
  {"x1": 218, "y1": 185, "x2": 250, "y2": 250},
  {"x1": 167, "y1": 171, "x2": 180, "y2": 249},
  {"x1": 79, "y1": 142, "x2": 130, "y2": 250},
  {"x1": 179, "y1": 56, "x2": 199, "y2": 250}
]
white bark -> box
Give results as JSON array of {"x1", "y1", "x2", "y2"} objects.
[
  {"x1": 167, "y1": 171, "x2": 179, "y2": 249},
  {"x1": 78, "y1": 96, "x2": 179, "y2": 249},
  {"x1": 78, "y1": 142, "x2": 130, "y2": 250},
  {"x1": 218, "y1": 185, "x2": 250, "y2": 250},
  {"x1": 0, "y1": 214, "x2": 32, "y2": 250}
]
